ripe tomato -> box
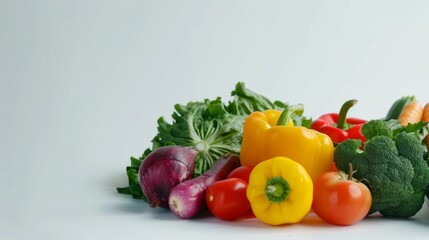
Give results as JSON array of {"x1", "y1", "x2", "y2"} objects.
[
  {"x1": 312, "y1": 170, "x2": 372, "y2": 226},
  {"x1": 205, "y1": 178, "x2": 250, "y2": 221},
  {"x1": 227, "y1": 166, "x2": 254, "y2": 183}
]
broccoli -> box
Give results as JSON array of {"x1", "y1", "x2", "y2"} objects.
[{"x1": 334, "y1": 119, "x2": 429, "y2": 218}]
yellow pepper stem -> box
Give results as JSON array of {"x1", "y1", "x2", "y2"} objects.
[
  {"x1": 265, "y1": 177, "x2": 291, "y2": 202},
  {"x1": 276, "y1": 104, "x2": 304, "y2": 126}
]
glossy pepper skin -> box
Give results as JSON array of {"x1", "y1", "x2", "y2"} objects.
[
  {"x1": 311, "y1": 99, "x2": 366, "y2": 144},
  {"x1": 240, "y1": 104, "x2": 334, "y2": 182},
  {"x1": 247, "y1": 156, "x2": 313, "y2": 225}
]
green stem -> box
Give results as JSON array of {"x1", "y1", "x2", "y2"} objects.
[
  {"x1": 276, "y1": 104, "x2": 304, "y2": 126},
  {"x1": 337, "y1": 99, "x2": 357, "y2": 130},
  {"x1": 347, "y1": 163, "x2": 353, "y2": 180},
  {"x1": 265, "y1": 176, "x2": 291, "y2": 202}
]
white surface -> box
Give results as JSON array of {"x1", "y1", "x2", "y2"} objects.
[{"x1": 1, "y1": 1, "x2": 429, "y2": 239}]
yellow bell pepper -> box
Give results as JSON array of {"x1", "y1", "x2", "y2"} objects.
[
  {"x1": 240, "y1": 104, "x2": 334, "y2": 182},
  {"x1": 247, "y1": 156, "x2": 313, "y2": 225}
]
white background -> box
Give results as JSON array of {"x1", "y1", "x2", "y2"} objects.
[{"x1": 1, "y1": 1, "x2": 429, "y2": 239}]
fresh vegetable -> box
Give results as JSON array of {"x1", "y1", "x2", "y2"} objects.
[
  {"x1": 334, "y1": 119, "x2": 429, "y2": 217},
  {"x1": 422, "y1": 103, "x2": 429, "y2": 149},
  {"x1": 240, "y1": 104, "x2": 334, "y2": 182},
  {"x1": 153, "y1": 82, "x2": 292, "y2": 177},
  {"x1": 137, "y1": 146, "x2": 198, "y2": 208},
  {"x1": 227, "y1": 165, "x2": 254, "y2": 183},
  {"x1": 312, "y1": 164, "x2": 372, "y2": 226},
  {"x1": 311, "y1": 99, "x2": 366, "y2": 144},
  {"x1": 395, "y1": 98, "x2": 429, "y2": 147},
  {"x1": 422, "y1": 103, "x2": 429, "y2": 124},
  {"x1": 205, "y1": 178, "x2": 250, "y2": 221},
  {"x1": 395, "y1": 99, "x2": 429, "y2": 150},
  {"x1": 385, "y1": 95, "x2": 416, "y2": 120},
  {"x1": 247, "y1": 156, "x2": 313, "y2": 225},
  {"x1": 117, "y1": 82, "x2": 296, "y2": 199},
  {"x1": 168, "y1": 154, "x2": 240, "y2": 219},
  {"x1": 398, "y1": 101, "x2": 423, "y2": 126},
  {"x1": 226, "y1": 166, "x2": 256, "y2": 218}
]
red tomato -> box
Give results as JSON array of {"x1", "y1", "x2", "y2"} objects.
[
  {"x1": 227, "y1": 166, "x2": 254, "y2": 183},
  {"x1": 312, "y1": 170, "x2": 372, "y2": 226},
  {"x1": 205, "y1": 178, "x2": 250, "y2": 221},
  {"x1": 330, "y1": 162, "x2": 339, "y2": 172}
]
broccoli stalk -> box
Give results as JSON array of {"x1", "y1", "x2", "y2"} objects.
[{"x1": 334, "y1": 120, "x2": 429, "y2": 218}]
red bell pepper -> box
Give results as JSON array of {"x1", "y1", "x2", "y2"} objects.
[{"x1": 311, "y1": 99, "x2": 367, "y2": 144}]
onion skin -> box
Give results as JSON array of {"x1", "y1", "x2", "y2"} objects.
[
  {"x1": 139, "y1": 146, "x2": 198, "y2": 208},
  {"x1": 168, "y1": 154, "x2": 240, "y2": 219}
]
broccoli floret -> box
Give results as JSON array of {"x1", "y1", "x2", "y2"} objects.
[
  {"x1": 361, "y1": 119, "x2": 394, "y2": 139},
  {"x1": 334, "y1": 120, "x2": 429, "y2": 218},
  {"x1": 380, "y1": 190, "x2": 426, "y2": 218},
  {"x1": 396, "y1": 132, "x2": 429, "y2": 190}
]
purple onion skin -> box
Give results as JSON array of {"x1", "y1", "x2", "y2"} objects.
[
  {"x1": 139, "y1": 146, "x2": 198, "y2": 208},
  {"x1": 168, "y1": 154, "x2": 240, "y2": 219}
]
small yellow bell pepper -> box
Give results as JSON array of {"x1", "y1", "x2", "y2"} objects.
[
  {"x1": 240, "y1": 104, "x2": 334, "y2": 182},
  {"x1": 247, "y1": 156, "x2": 313, "y2": 225}
]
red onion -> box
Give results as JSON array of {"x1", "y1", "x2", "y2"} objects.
[
  {"x1": 168, "y1": 154, "x2": 240, "y2": 218},
  {"x1": 139, "y1": 146, "x2": 198, "y2": 208}
]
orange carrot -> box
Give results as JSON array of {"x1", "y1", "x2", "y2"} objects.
[
  {"x1": 422, "y1": 103, "x2": 429, "y2": 123},
  {"x1": 397, "y1": 101, "x2": 423, "y2": 126},
  {"x1": 421, "y1": 103, "x2": 429, "y2": 149}
]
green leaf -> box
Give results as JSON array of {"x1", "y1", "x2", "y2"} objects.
[
  {"x1": 293, "y1": 116, "x2": 313, "y2": 128},
  {"x1": 384, "y1": 119, "x2": 429, "y2": 142},
  {"x1": 401, "y1": 121, "x2": 429, "y2": 142},
  {"x1": 117, "y1": 82, "x2": 311, "y2": 199},
  {"x1": 130, "y1": 156, "x2": 143, "y2": 168},
  {"x1": 116, "y1": 187, "x2": 131, "y2": 195},
  {"x1": 228, "y1": 82, "x2": 287, "y2": 115}
]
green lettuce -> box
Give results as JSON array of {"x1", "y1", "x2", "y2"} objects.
[{"x1": 117, "y1": 82, "x2": 310, "y2": 200}]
